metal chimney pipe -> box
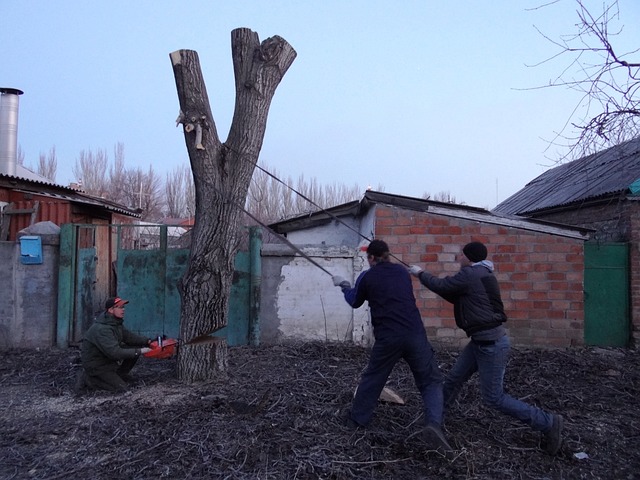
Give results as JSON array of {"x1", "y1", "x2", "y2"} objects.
[{"x1": 0, "y1": 88, "x2": 24, "y2": 176}]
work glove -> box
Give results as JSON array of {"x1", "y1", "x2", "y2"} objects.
[
  {"x1": 332, "y1": 275, "x2": 351, "y2": 289},
  {"x1": 408, "y1": 265, "x2": 423, "y2": 277}
]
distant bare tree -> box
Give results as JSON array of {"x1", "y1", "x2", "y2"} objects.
[
  {"x1": 294, "y1": 174, "x2": 321, "y2": 213},
  {"x1": 165, "y1": 164, "x2": 195, "y2": 218},
  {"x1": 17, "y1": 145, "x2": 24, "y2": 166},
  {"x1": 279, "y1": 178, "x2": 296, "y2": 220},
  {"x1": 73, "y1": 149, "x2": 109, "y2": 197},
  {"x1": 421, "y1": 191, "x2": 461, "y2": 204},
  {"x1": 70, "y1": 144, "x2": 164, "y2": 220},
  {"x1": 70, "y1": 144, "x2": 363, "y2": 224},
  {"x1": 246, "y1": 162, "x2": 363, "y2": 224},
  {"x1": 184, "y1": 169, "x2": 195, "y2": 218},
  {"x1": 139, "y1": 166, "x2": 164, "y2": 221},
  {"x1": 37, "y1": 147, "x2": 57, "y2": 182},
  {"x1": 324, "y1": 181, "x2": 363, "y2": 206},
  {"x1": 120, "y1": 166, "x2": 164, "y2": 220},
  {"x1": 108, "y1": 143, "x2": 127, "y2": 204},
  {"x1": 534, "y1": 0, "x2": 639, "y2": 158},
  {"x1": 246, "y1": 163, "x2": 283, "y2": 222},
  {"x1": 434, "y1": 191, "x2": 458, "y2": 203}
]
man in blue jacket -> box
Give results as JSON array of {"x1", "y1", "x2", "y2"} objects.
[
  {"x1": 409, "y1": 241, "x2": 563, "y2": 455},
  {"x1": 77, "y1": 297, "x2": 152, "y2": 393},
  {"x1": 332, "y1": 239, "x2": 452, "y2": 454}
]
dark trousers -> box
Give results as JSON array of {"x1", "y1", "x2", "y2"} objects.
[
  {"x1": 82, "y1": 357, "x2": 139, "y2": 393},
  {"x1": 351, "y1": 333, "x2": 444, "y2": 426},
  {"x1": 444, "y1": 335, "x2": 553, "y2": 432}
]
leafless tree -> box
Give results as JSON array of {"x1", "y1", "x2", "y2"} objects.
[
  {"x1": 246, "y1": 163, "x2": 283, "y2": 222},
  {"x1": 294, "y1": 174, "x2": 321, "y2": 213},
  {"x1": 165, "y1": 164, "x2": 195, "y2": 219},
  {"x1": 17, "y1": 145, "x2": 24, "y2": 166},
  {"x1": 422, "y1": 190, "x2": 464, "y2": 205},
  {"x1": 120, "y1": 166, "x2": 164, "y2": 221},
  {"x1": 73, "y1": 149, "x2": 109, "y2": 197},
  {"x1": 108, "y1": 143, "x2": 127, "y2": 205},
  {"x1": 429, "y1": 191, "x2": 459, "y2": 204},
  {"x1": 37, "y1": 147, "x2": 57, "y2": 182},
  {"x1": 70, "y1": 144, "x2": 164, "y2": 220},
  {"x1": 324, "y1": 181, "x2": 364, "y2": 206},
  {"x1": 534, "y1": 0, "x2": 639, "y2": 158},
  {"x1": 246, "y1": 162, "x2": 363, "y2": 224}
]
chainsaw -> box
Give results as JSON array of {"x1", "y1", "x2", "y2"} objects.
[{"x1": 144, "y1": 336, "x2": 179, "y2": 359}]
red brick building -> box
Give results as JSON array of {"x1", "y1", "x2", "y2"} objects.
[
  {"x1": 495, "y1": 137, "x2": 640, "y2": 347},
  {"x1": 268, "y1": 191, "x2": 590, "y2": 349}
]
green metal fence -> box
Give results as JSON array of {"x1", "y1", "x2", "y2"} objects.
[{"x1": 57, "y1": 224, "x2": 261, "y2": 347}]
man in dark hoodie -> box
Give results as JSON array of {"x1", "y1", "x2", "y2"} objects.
[
  {"x1": 408, "y1": 241, "x2": 563, "y2": 455},
  {"x1": 332, "y1": 239, "x2": 452, "y2": 454},
  {"x1": 76, "y1": 297, "x2": 152, "y2": 393}
]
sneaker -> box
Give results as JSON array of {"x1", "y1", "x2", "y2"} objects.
[
  {"x1": 424, "y1": 423, "x2": 453, "y2": 455},
  {"x1": 544, "y1": 414, "x2": 564, "y2": 455}
]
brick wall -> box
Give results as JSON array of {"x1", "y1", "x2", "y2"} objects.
[
  {"x1": 374, "y1": 205, "x2": 585, "y2": 349},
  {"x1": 533, "y1": 199, "x2": 639, "y2": 346},
  {"x1": 532, "y1": 198, "x2": 631, "y2": 243},
  {"x1": 628, "y1": 205, "x2": 640, "y2": 346}
]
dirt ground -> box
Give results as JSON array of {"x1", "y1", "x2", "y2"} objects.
[{"x1": 1, "y1": 341, "x2": 639, "y2": 480}]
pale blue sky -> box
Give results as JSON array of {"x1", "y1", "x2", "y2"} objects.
[{"x1": 2, "y1": 1, "x2": 638, "y2": 208}]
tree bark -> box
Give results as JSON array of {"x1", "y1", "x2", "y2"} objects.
[{"x1": 170, "y1": 29, "x2": 296, "y2": 382}]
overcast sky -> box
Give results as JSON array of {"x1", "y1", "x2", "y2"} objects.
[{"x1": 2, "y1": 1, "x2": 638, "y2": 209}]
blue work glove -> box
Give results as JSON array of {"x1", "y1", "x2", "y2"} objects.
[
  {"x1": 408, "y1": 265, "x2": 423, "y2": 277},
  {"x1": 332, "y1": 275, "x2": 351, "y2": 289}
]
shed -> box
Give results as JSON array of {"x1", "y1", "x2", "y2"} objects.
[
  {"x1": 260, "y1": 190, "x2": 590, "y2": 349},
  {"x1": 494, "y1": 136, "x2": 640, "y2": 346},
  {"x1": 0, "y1": 169, "x2": 140, "y2": 241},
  {"x1": 0, "y1": 168, "x2": 141, "y2": 348}
]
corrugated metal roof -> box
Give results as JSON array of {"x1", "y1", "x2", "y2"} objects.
[
  {"x1": 270, "y1": 190, "x2": 591, "y2": 240},
  {"x1": 493, "y1": 137, "x2": 640, "y2": 215},
  {"x1": 1, "y1": 173, "x2": 141, "y2": 218}
]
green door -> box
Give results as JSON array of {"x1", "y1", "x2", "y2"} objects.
[
  {"x1": 584, "y1": 242, "x2": 629, "y2": 346},
  {"x1": 75, "y1": 247, "x2": 97, "y2": 341}
]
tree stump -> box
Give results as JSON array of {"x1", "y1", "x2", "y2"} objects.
[{"x1": 177, "y1": 337, "x2": 228, "y2": 382}]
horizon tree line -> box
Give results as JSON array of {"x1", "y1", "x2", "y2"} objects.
[{"x1": 17, "y1": 142, "x2": 470, "y2": 224}]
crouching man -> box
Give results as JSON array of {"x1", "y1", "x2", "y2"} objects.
[{"x1": 76, "y1": 297, "x2": 152, "y2": 393}]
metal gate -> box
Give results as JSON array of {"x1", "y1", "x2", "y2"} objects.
[
  {"x1": 584, "y1": 242, "x2": 629, "y2": 347},
  {"x1": 57, "y1": 224, "x2": 261, "y2": 347}
]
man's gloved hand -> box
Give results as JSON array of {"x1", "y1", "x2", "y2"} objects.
[
  {"x1": 332, "y1": 276, "x2": 351, "y2": 289},
  {"x1": 140, "y1": 347, "x2": 152, "y2": 355},
  {"x1": 408, "y1": 265, "x2": 423, "y2": 277}
]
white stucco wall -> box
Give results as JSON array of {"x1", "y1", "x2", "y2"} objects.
[
  {"x1": 260, "y1": 207, "x2": 378, "y2": 346},
  {"x1": 276, "y1": 252, "x2": 355, "y2": 342}
]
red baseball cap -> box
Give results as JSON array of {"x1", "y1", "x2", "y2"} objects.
[{"x1": 105, "y1": 297, "x2": 129, "y2": 310}]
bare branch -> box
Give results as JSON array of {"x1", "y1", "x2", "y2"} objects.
[{"x1": 530, "y1": 0, "x2": 639, "y2": 160}]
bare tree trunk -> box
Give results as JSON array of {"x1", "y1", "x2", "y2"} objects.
[{"x1": 170, "y1": 29, "x2": 296, "y2": 382}]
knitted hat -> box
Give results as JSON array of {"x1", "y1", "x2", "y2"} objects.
[
  {"x1": 462, "y1": 241, "x2": 487, "y2": 262},
  {"x1": 366, "y1": 239, "x2": 389, "y2": 257},
  {"x1": 105, "y1": 296, "x2": 129, "y2": 310}
]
